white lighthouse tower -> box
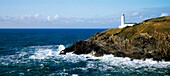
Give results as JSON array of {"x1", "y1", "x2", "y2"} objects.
[
  {"x1": 121, "y1": 13, "x2": 125, "y2": 27},
  {"x1": 119, "y1": 14, "x2": 136, "y2": 28}
]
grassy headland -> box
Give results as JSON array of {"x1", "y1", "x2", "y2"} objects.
[{"x1": 61, "y1": 16, "x2": 170, "y2": 61}]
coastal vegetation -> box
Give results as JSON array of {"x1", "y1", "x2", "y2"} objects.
[{"x1": 60, "y1": 16, "x2": 170, "y2": 61}]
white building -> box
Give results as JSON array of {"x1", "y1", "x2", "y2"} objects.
[{"x1": 119, "y1": 14, "x2": 136, "y2": 28}]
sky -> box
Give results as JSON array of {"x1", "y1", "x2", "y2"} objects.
[{"x1": 0, "y1": 0, "x2": 170, "y2": 28}]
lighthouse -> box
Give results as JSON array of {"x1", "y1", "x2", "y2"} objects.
[
  {"x1": 119, "y1": 14, "x2": 136, "y2": 28},
  {"x1": 121, "y1": 13, "x2": 125, "y2": 27}
]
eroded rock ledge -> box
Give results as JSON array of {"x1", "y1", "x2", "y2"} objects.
[{"x1": 60, "y1": 16, "x2": 170, "y2": 61}]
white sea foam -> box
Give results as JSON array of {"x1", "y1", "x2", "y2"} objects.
[
  {"x1": 29, "y1": 49, "x2": 53, "y2": 59},
  {"x1": 27, "y1": 44, "x2": 170, "y2": 71},
  {"x1": 57, "y1": 54, "x2": 170, "y2": 73},
  {"x1": 1, "y1": 44, "x2": 170, "y2": 75},
  {"x1": 29, "y1": 45, "x2": 65, "y2": 59},
  {"x1": 72, "y1": 74, "x2": 78, "y2": 76},
  {"x1": 58, "y1": 45, "x2": 65, "y2": 51},
  {"x1": 95, "y1": 55, "x2": 170, "y2": 69}
]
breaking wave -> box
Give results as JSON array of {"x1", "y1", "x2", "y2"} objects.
[
  {"x1": 28, "y1": 45, "x2": 170, "y2": 71},
  {"x1": 0, "y1": 44, "x2": 170, "y2": 75},
  {"x1": 29, "y1": 45, "x2": 65, "y2": 59}
]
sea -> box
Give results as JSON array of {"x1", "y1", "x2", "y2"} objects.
[{"x1": 0, "y1": 29, "x2": 170, "y2": 76}]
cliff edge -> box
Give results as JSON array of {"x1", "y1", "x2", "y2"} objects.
[{"x1": 60, "y1": 16, "x2": 170, "y2": 61}]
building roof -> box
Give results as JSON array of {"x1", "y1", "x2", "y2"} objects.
[{"x1": 125, "y1": 23, "x2": 137, "y2": 24}]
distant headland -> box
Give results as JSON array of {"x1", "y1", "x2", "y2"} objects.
[{"x1": 60, "y1": 16, "x2": 170, "y2": 61}]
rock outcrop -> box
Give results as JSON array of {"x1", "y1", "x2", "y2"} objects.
[{"x1": 60, "y1": 16, "x2": 170, "y2": 61}]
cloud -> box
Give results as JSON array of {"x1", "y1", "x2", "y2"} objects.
[
  {"x1": 0, "y1": 14, "x2": 119, "y2": 28},
  {"x1": 160, "y1": 12, "x2": 169, "y2": 17},
  {"x1": 139, "y1": 15, "x2": 143, "y2": 19},
  {"x1": 54, "y1": 15, "x2": 59, "y2": 19},
  {"x1": 131, "y1": 12, "x2": 144, "y2": 19},
  {"x1": 46, "y1": 15, "x2": 60, "y2": 21},
  {"x1": 131, "y1": 12, "x2": 140, "y2": 16},
  {"x1": 34, "y1": 13, "x2": 41, "y2": 18},
  {"x1": 47, "y1": 16, "x2": 52, "y2": 21}
]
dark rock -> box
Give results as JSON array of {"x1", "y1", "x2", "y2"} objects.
[
  {"x1": 60, "y1": 16, "x2": 170, "y2": 61},
  {"x1": 60, "y1": 40, "x2": 105, "y2": 56},
  {"x1": 114, "y1": 52, "x2": 126, "y2": 57}
]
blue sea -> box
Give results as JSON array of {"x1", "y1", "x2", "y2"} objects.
[{"x1": 0, "y1": 29, "x2": 170, "y2": 76}]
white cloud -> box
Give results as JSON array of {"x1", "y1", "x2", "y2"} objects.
[
  {"x1": 54, "y1": 15, "x2": 59, "y2": 19},
  {"x1": 46, "y1": 15, "x2": 60, "y2": 21},
  {"x1": 131, "y1": 12, "x2": 140, "y2": 16},
  {"x1": 34, "y1": 13, "x2": 41, "y2": 18},
  {"x1": 20, "y1": 15, "x2": 34, "y2": 20},
  {"x1": 160, "y1": 12, "x2": 169, "y2": 17},
  {"x1": 139, "y1": 15, "x2": 143, "y2": 19},
  {"x1": 47, "y1": 16, "x2": 52, "y2": 21},
  {"x1": 0, "y1": 15, "x2": 119, "y2": 28}
]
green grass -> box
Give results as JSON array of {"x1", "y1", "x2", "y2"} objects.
[
  {"x1": 116, "y1": 16, "x2": 170, "y2": 40},
  {"x1": 91, "y1": 16, "x2": 170, "y2": 41}
]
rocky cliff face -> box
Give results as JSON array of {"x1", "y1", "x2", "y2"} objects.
[{"x1": 60, "y1": 16, "x2": 170, "y2": 61}]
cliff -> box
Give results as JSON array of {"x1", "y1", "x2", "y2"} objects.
[{"x1": 60, "y1": 16, "x2": 170, "y2": 61}]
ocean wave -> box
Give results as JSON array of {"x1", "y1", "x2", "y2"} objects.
[
  {"x1": 29, "y1": 45, "x2": 65, "y2": 59},
  {"x1": 0, "y1": 44, "x2": 170, "y2": 75},
  {"x1": 28, "y1": 45, "x2": 170, "y2": 69}
]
